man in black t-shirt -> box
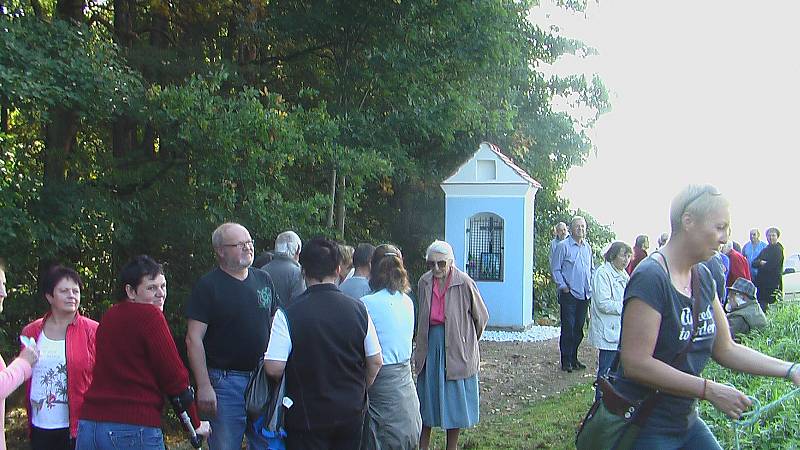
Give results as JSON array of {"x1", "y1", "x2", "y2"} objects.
[{"x1": 185, "y1": 222, "x2": 277, "y2": 450}]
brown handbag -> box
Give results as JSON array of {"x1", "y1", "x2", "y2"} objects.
[{"x1": 576, "y1": 260, "x2": 703, "y2": 449}]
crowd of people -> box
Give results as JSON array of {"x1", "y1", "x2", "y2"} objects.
[
  {"x1": 553, "y1": 184, "x2": 798, "y2": 449},
  {"x1": 0, "y1": 182, "x2": 795, "y2": 450},
  {"x1": 0, "y1": 224, "x2": 488, "y2": 450},
  {"x1": 549, "y1": 212, "x2": 786, "y2": 381}
]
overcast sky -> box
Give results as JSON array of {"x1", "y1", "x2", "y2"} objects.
[{"x1": 532, "y1": 1, "x2": 800, "y2": 254}]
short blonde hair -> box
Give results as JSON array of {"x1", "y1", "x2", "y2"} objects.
[
  {"x1": 339, "y1": 244, "x2": 354, "y2": 268},
  {"x1": 669, "y1": 184, "x2": 729, "y2": 234}
]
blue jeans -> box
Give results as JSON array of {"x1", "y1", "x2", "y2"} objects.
[
  {"x1": 208, "y1": 367, "x2": 269, "y2": 450},
  {"x1": 76, "y1": 420, "x2": 164, "y2": 449},
  {"x1": 632, "y1": 418, "x2": 722, "y2": 449},
  {"x1": 595, "y1": 349, "x2": 618, "y2": 401},
  {"x1": 559, "y1": 292, "x2": 589, "y2": 366}
]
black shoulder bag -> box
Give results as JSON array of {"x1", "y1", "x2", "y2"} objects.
[{"x1": 576, "y1": 257, "x2": 703, "y2": 450}]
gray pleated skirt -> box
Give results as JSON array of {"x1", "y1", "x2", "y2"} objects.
[{"x1": 416, "y1": 325, "x2": 480, "y2": 429}]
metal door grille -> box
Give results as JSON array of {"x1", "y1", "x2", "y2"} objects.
[{"x1": 466, "y1": 214, "x2": 504, "y2": 281}]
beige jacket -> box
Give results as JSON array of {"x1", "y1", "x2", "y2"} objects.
[{"x1": 413, "y1": 267, "x2": 489, "y2": 380}]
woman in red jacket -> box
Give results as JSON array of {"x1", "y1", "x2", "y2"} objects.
[
  {"x1": 626, "y1": 234, "x2": 649, "y2": 275},
  {"x1": 722, "y1": 241, "x2": 751, "y2": 287},
  {"x1": 22, "y1": 265, "x2": 98, "y2": 450},
  {"x1": 76, "y1": 255, "x2": 209, "y2": 449}
]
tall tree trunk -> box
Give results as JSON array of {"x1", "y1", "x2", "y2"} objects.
[
  {"x1": 29, "y1": 0, "x2": 44, "y2": 18},
  {"x1": 56, "y1": 0, "x2": 84, "y2": 22},
  {"x1": 132, "y1": 2, "x2": 169, "y2": 160},
  {"x1": 44, "y1": 0, "x2": 84, "y2": 182},
  {"x1": 112, "y1": 0, "x2": 135, "y2": 159},
  {"x1": 336, "y1": 175, "x2": 346, "y2": 237},
  {"x1": 38, "y1": 0, "x2": 84, "y2": 262},
  {"x1": 327, "y1": 168, "x2": 337, "y2": 228},
  {"x1": 0, "y1": 98, "x2": 8, "y2": 133},
  {"x1": 113, "y1": 0, "x2": 134, "y2": 48},
  {"x1": 44, "y1": 0, "x2": 84, "y2": 176},
  {"x1": 43, "y1": 106, "x2": 79, "y2": 182}
]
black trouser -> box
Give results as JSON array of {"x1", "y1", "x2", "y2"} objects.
[
  {"x1": 286, "y1": 413, "x2": 364, "y2": 450},
  {"x1": 757, "y1": 285, "x2": 778, "y2": 312},
  {"x1": 559, "y1": 291, "x2": 589, "y2": 366},
  {"x1": 30, "y1": 426, "x2": 74, "y2": 450}
]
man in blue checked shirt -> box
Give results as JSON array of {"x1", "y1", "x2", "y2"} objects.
[{"x1": 551, "y1": 216, "x2": 594, "y2": 373}]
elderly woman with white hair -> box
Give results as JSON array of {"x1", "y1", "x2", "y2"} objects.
[{"x1": 414, "y1": 240, "x2": 488, "y2": 450}]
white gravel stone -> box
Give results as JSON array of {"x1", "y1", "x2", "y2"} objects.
[{"x1": 480, "y1": 326, "x2": 561, "y2": 342}]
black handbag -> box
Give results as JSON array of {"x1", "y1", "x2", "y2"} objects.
[
  {"x1": 576, "y1": 260, "x2": 702, "y2": 450},
  {"x1": 245, "y1": 359, "x2": 272, "y2": 419}
]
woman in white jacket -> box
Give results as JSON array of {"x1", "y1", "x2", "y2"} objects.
[{"x1": 588, "y1": 241, "x2": 632, "y2": 399}]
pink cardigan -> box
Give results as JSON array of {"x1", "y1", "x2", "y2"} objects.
[{"x1": 0, "y1": 354, "x2": 33, "y2": 450}]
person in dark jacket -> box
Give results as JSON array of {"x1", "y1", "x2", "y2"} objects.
[
  {"x1": 752, "y1": 227, "x2": 784, "y2": 312},
  {"x1": 264, "y1": 237, "x2": 383, "y2": 450},
  {"x1": 726, "y1": 277, "x2": 767, "y2": 338},
  {"x1": 263, "y1": 231, "x2": 305, "y2": 307}
]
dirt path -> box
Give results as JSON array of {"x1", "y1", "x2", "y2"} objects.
[{"x1": 478, "y1": 338, "x2": 598, "y2": 415}]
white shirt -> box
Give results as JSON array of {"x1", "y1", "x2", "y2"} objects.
[
  {"x1": 30, "y1": 333, "x2": 70, "y2": 429},
  {"x1": 265, "y1": 309, "x2": 381, "y2": 362}
]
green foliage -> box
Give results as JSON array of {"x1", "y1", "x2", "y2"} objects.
[
  {"x1": 0, "y1": 16, "x2": 142, "y2": 119},
  {"x1": 0, "y1": 0, "x2": 608, "y2": 350},
  {"x1": 701, "y1": 303, "x2": 800, "y2": 449}
]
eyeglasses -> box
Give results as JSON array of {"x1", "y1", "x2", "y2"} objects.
[
  {"x1": 426, "y1": 260, "x2": 448, "y2": 269},
  {"x1": 222, "y1": 239, "x2": 255, "y2": 250},
  {"x1": 680, "y1": 186, "x2": 722, "y2": 217}
]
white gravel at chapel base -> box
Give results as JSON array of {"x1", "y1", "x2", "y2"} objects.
[{"x1": 480, "y1": 326, "x2": 561, "y2": 342}]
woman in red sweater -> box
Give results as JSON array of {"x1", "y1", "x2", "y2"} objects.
[{"x1": 76, "y1": 255, "x2": 210, "y2": 449}]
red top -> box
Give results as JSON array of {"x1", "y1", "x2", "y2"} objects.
[
  {"x1": 626, "y1": 247, "x2": 648, "y2": 275},
  {"x1": 726, "y1": 249, "x2": 752, "y2": 287},
  {"x1": 22, "y1": 312, "x2": 98, "y2": 438},
  {"x1": 80, "y1": 302, "x2": 199, "y2": 428},
  {"x1": 429, "y1": 270, "x2": 452, "y2": 325}
]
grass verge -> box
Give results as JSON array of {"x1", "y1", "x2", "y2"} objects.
[
  {"x1": 428, "y1": 383, "x2": 594, "y2": 450},
  {"x1": 701, "y1": 302, "x2": 800, "y2": 449}
]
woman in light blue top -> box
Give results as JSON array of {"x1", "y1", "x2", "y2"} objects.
[{"x1": 359, "y1": 244, "x2": 421, "y2": 450}]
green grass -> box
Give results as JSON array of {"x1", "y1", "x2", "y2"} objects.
[
  {"x1": 428, "y1": 384, "x2": 594, "y2": 450},
  {"x1": 427, "y1": 303, "x2": 800, "y2": 449},
  {"x1": 701, "y1": 302, "x2": 800, "y2": 449}
]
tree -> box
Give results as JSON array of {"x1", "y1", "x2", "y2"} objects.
[{"x1": 0, "y1": 0, "x2": 609, "y2": 354}]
